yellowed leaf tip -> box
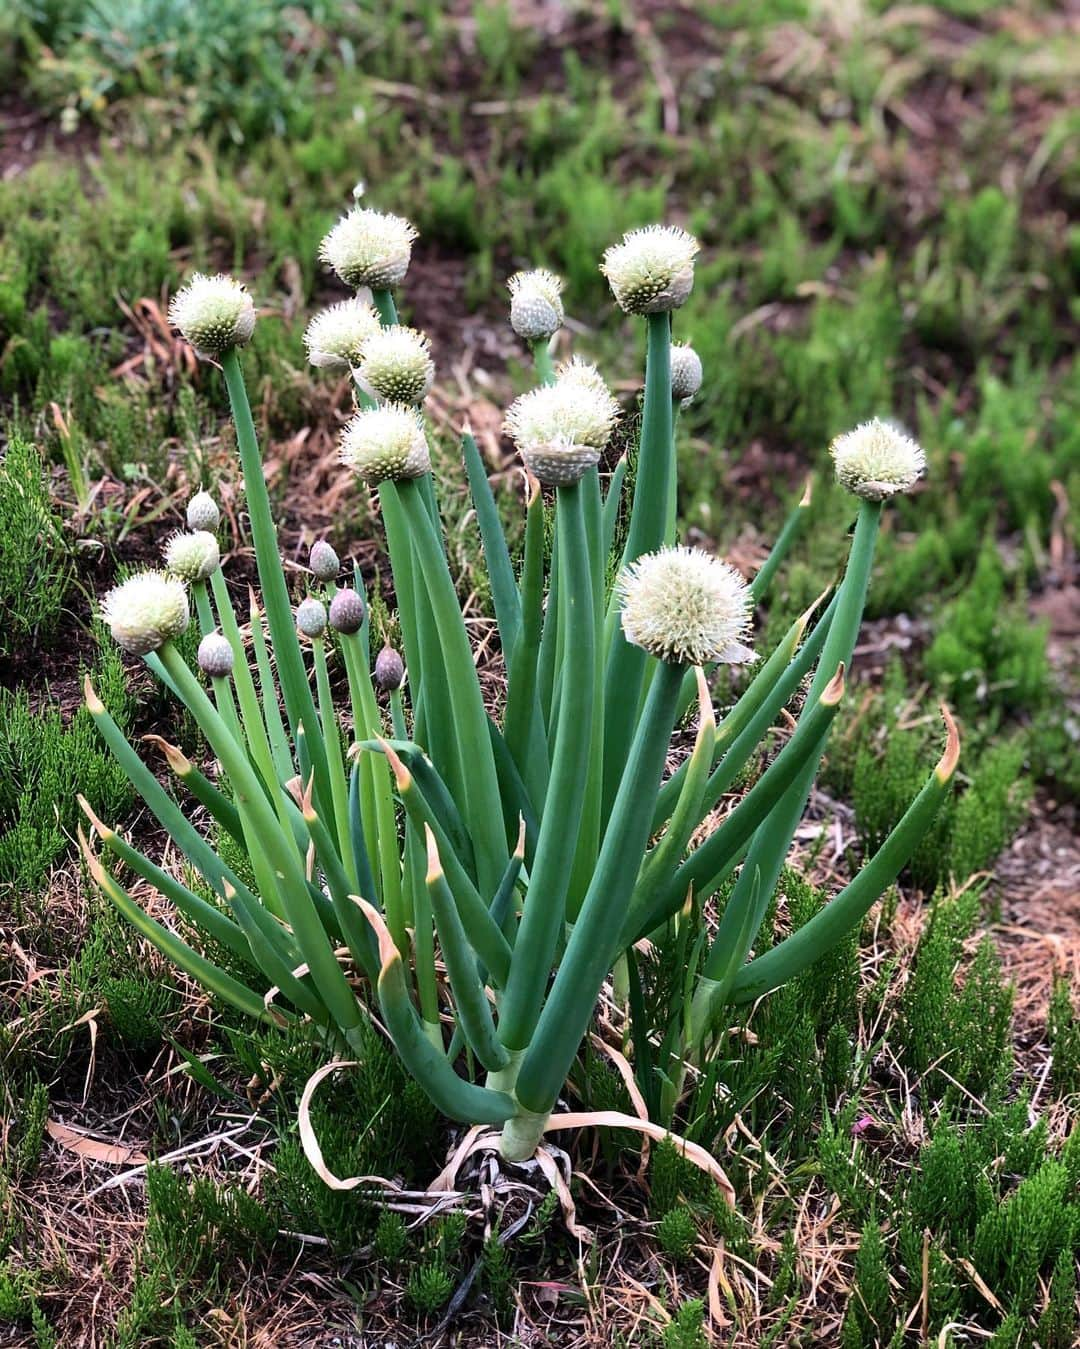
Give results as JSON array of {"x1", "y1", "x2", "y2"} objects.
[
  {"x1": 822, "y1": 661, "x2": 846, "y2": 705},
  {"x1": 377, "y1": 737, "x2": 412, "y2": 793},
  {"x1": 355, "y1": 896, "x2": 399, "y2": 973},
  {"x1": 142, "y1": 733, "x2": 192, "y2": 776},
  {"x1": 936, "y1": 703, "x2": 961, "y2": 782},
  {"x1": 799, "y1": 475, "x2": 813, "y2": 508},
  {"x1": 514, "y1": 813, "x2": 527, "y2": 860},
  {"x1": 77, "y1": 795, "x2": 112, "y2": 841},
  {"x1": 525, "y1": 469, "x2": 541, "y2": 508},
  {"x1": 462, "y1": 418, "x2": 473, "y2": 438},
  {"x1": 76, "y1": 826, "x2": 106, "y2": 885},
  {"x1": 423, "y1": 824, "x2": 443, "y2": 885},
  {"x1": 300, "y1": 772, "x2": 318, "y2": 822},
  {"x1": 796, "y1": 585, "x2": 832, "y2": 641},
  {"x1": 694, "y1": 666, "x2": 715, "y2": 734},
  {"x1": 248, "y1": 586, "x2": 261, "y2": 620},
  {"x1": 83, "y1": 675, "x2": 104, "y2": 715}
]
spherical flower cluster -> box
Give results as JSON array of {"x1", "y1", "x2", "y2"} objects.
[
  {"x1": 163, "y1": 530, "x2": 220, "y2": 583},
  {"x1": 374, "y1": 645, "x2": 405, "y2": 692},
  {"x1": 168, "y1": 274, "x2": 255, "y2": 357},
  {"x1": 186, "y1": 490, "x2": 220, "y2": 532},
  {"x1": 339, "y1": 403, "x2": 431, "y2": 484},
  {"x1": 355, "y1": 325, "x2": 434, "y2": 403},
  {"x1": 601, "y1": 225, "x2": 700, "y2": 314},
  {"x1": 319, "y1": 207, "x2": 417, "y2": 290},
  {"x1": 670, "y1": 343, "x2": 703, "y2": 402},
  {"x1": 329, "y1": 588, "x2": 366, "y2": 635},
  {"x1": 304, "y1": 299, "x2": 381, "y2": 370},
  {"x1": 197, "y1": 633, "x2": 235, "y2": 678},
  {"x1": 309, "y1": 540, "x2": 340, "y2": 581},
  {"x1": 503, "y1": 360, "x2": 620, "y2": 486},
  {"x1": 507, "y1": 268, "x2": 564, "y2": 342},
  {"x1": 618, "y1": 546, "x2": 753, "y2": 667},
  {"x1": 101, "y1": 571, "x2": 190, "y2": 656},
  {"x1": 296, "y1": 597, "x2": 328, "y2": 639},
  {"x1": 829, "y1": 418, "x2": 926, "y2": 501}
]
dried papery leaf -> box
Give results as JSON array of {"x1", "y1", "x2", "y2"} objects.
[
  {"x1": 937, "y1": 703, "x2": 960, "y2": 781},
  {"x1": 708, "y1": 1242, "x2": 733, "y2": 1329},
  {"x1": 545, "y1": 1111, "x2": 735, "y2": 1208},
  {"x1": 297, "y1": 1059, "x2": 402, "y2": 1193},
  {"x1": 141, "y1": 733, "x2": 192, "y2": 776},
  {"x1": 533, "y1": 1146, "x2": 591, "y2": 1241},
  {"x1": 589, "y1": 1035, "x2": 652, "y2": 1180},
  {"x1": 47, "y1": 1119, "x2": 147, "y2": 1166}
]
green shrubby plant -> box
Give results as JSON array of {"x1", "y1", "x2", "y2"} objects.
[
  {"x1": 0, "y1": 436, "x2": 70, "y2": 661},
  {"x1": 81, "y1": 204, "x2": 957, "y2": 1175}
]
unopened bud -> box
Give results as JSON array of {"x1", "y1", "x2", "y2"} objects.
[
  {"x1": 309, "y1": 540, "x2": 340, "y2": 581},
  {"x1": 186, "y1": 490, "x2": 220, "y2": 532},
  {"x1": 296, "y1": 597, "x2": 328, "y2": 638},
  {"x1": 197, "y1": 632, "x2": 235, "y2": 678},
  {"x1": 329, "y1": 588, "x2": 365, "y2": 635},
  {"x1": 374, "y1": 645, "x2": 405, "y2": 692}
]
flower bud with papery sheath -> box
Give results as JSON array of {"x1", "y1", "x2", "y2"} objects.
[
  {"x1": 197, "y1": 632, "x2": 235, "y2": 678},
  {"x1": 618, "y1": 545, "x2": 753, "y2": 666},
  {"x1": 309, "y1": 540, "x2": 340, "y2": 581},
  {"x1": 508, "y1": 269, "x2": 564, "y2": 342},
  {"x1": 101, "y1": 572, "x2": 190, "y2": 656},
  {"x1": 319, "y1": 207, "x2": 417, "y2": 290},
  {"x1": 829, "y1": 418, "x2": 926, "y2": 502},
  {"x1": 186, "y1": 490, "x2": 220, "y2": 532},
  {"x1": 164, "y1": 530, "x2": 220, "y2": 583},
  {"x1": 601, "y1": 225, "x2": 700, "y2": 315},
  {"x1": 670, "y1": 343, "x2": 703, "y2": 402},
  {"x1": 296, "y1": 597, "x2": 328, "y2": 639},
  {"x1": 168, "y1": 273, "x2": 255, "y2": 356},
  {"x1": 329, "y1": 588, "x2": 366, "y2": 635},
  {"x1": 374, "y1": 645, "x2": 405, "y2": 692}
]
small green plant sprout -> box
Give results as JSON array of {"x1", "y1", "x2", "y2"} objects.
[{"x1": 80, "y1": 204, "x2": 959, "y2": 1187}]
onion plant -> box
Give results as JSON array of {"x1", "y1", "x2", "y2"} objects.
[{"x1": 80, "y1": 207, "x2": 958, "y2": 1167}]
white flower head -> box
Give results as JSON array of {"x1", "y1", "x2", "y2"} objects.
[
  {"x1": 197, "y1": 632, "x2": 234, "y2": 678},
  {"x1": 101, "y1": 571, "x2": 190, "y2": 656},
  {"x1": 319, "y1": 207, "x2": 418, "y2": 290},
  {"x1": 830, "y1": 418, "x2": 926, "y2": 501},
  {"x1": 164, "y1": 530, "x2": 220, "y2": 583},
  {"x1": 168, "y1": 273, "x2": 255, "y2": 357},
  {"x1": 671, "y1": 342, "x2": 703, "y2": 402},
  {"x1": 186, "y1": 490, "x2": 220, "y2": 532},
  {"x1": 355, "y1": 325, "x2": 434, "y2": 403},
  {"x1": 618, "y1": 546, "x2": 753, "y2": 666},
  {"x1": 296, "y1": 597, "x2": 328, "y2": 639},
  {"x1": 339, "y1": 403, "x2": 431, "y2": 484},
  {"x1": 504, "y1": 360, "x2": 620, "y2": 486},
  {"x1": 508, "y1": 268, "x2": 565, "y2": 342},
  {"x1": 304, "y1": 299, "x2": 381, "y2": 370},
  {"x1": 601, "y1": 225, "x2": 700, "y2": 314}
]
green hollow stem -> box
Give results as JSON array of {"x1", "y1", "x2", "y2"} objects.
[
  {"x1": 219, "y1": 348, "x2": 330, "y2": 814},
  {"x1": 688, "y1": 500, "x2": 883, "y2": 1039},
  {"x1": 371, "y1": 288, "x2": 399, "y2": 326},
  {"x1": 498, "y1": 481, "x2": 594, "y2": 1051},
  {"x1": 249, "y1": 597, "x2": 294, "y2": 783},
  {"x1": 208, "y1": 569, "x2": 281, "y2": 801},
  {"x1": 157, "y1": 640, "x2": 366, "y2": 1046},
  {"x1": 389, "y1": 479, "x2": 508, "y2": 895},
  {"x1": 313, "y1": 638, "x2": 358, "y2": 889},
  {"x1": 462, "y1": 430, "x2": 521, "y2": 664},
  {"x1": 600, "y1": 312, "x2": 673, "y2": 819},
  {"x1": 749, "y1": 479, "x2": 813, "y2": 603},
  {"x1": 424, "y1": 829, "x2": 509, "y2": 1073},
  {"x1": 514, "y1": 659, "x2": 684, "y2": 1115},
  {"x1": 732, "y1": 742, "x2": 957, "y2": 1004},
  {"x1": 531, "y1": 338, "x2": 556, "y2": 386}
]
